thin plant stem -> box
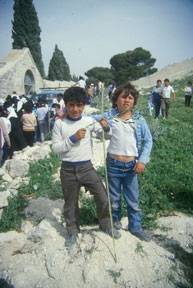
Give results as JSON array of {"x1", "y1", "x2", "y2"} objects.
[{"x1": 101, "y1": 83, "x2": 117, "y2": 263}]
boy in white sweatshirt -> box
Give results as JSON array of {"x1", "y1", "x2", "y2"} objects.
[{"x1": 52, "y1": 87, "x2": 120, "y2": 246}]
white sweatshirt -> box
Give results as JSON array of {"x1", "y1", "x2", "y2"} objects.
[{"x1": 52, "y1": 116, "x2": 111, "y2": 162}]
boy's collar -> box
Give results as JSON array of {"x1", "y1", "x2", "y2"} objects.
[{"x1": 67, "y1": 115, "x2": 82, "y2": 121}]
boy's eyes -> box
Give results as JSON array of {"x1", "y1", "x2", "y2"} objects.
[
  {"x1": 121, "y1": 96, "x2": 134, "y2": 100},
  {"x1": 68, "y1": 103, "x2": 84, "y2": 107}
]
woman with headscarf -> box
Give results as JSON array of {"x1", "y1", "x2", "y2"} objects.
[{"x1": 6, "y1": 107, "x2": 27, "y2": 157}]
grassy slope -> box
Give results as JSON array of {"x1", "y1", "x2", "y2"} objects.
[{"x1": 135, "y1": 75, "x2": 193, "y2": 228}]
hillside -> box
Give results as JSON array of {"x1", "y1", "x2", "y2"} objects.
[
  {"x1": 132, "y1": 58, "x2": 193, "y2": 89},
  {"x1": 0, "y1": 76, "x2": 193, "y2": 288}
]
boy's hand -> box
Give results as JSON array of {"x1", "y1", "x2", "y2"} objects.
[
  {"x1": 100, "y1": 118, "x2": 108, "y2": 130},
  {"x1": 74, "y1": 128, "x2": 86, "y2": 140},
  {"x1": 133, "y1": 162, "x2": 145, "y2": 174}
]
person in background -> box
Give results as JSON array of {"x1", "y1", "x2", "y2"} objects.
[
  {"x1": 111, "y1": 80, "x2": 117, "y2": 93},
  {"x1": 147, "y1": 93, "x2": 153, "y2": 116},
  {"x1": 96, "y1": 80, "x2": 102, "y2": 96},
  {"x1": 85, "y1": 84, "x2": 92, "y2": 104},
  {"x1": 152, "y1": 80, "x2": 162, "y2": 119},
  {"x1": 21, "y1": 102, "x2": 37, "y2": 147},
  {"x1": 184, "y1": 82, "x2": 192, "y2": 107},
  {"x1": 0, "y1": 116, "x2": 11, "y2": 164},
  {"x1": 161, "y1": 79, "x2": 176, "y2": 119},
  {"x1": 36, "y1": 101, "x2": 48, "y2": 142},
  {"x1": 49, "y1": 103, "x2": 61, "y2": 129},
  {"x1": 0, "y1": 107, "x2": 11, "y2": 164},
  {"x1": 53, "y1": 93, "x2": 65, "y2": 110},
  {"x1": 6, "y1": 107, "x2": 27, "y2": 157},
  {"x1": 11, "y1": 91, "x2": 19, "y2": 100},
  {"x1": 77, "y1": 76, "x2": 86, "y2": 89},
  {"x1": 107, "y1": 82, "x2": 113, "y2": 100}
]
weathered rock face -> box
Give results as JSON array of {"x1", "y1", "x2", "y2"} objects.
[
  {"x1": 0, "y1": 206, "x2": 192, "y2": 288},
  {"x1": 0, "y1": 141, "x2": 52, "y2": 216}
]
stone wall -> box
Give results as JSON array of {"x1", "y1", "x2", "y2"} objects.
[
  {"x1": 0, "y1": 48, "x2": 43, "y2": 98},
  {"x1": 0, "y1": 48, "x2": 76, "y2": 100}
]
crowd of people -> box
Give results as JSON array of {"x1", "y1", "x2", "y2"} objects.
[
  {"x1": 0, "y1": 91, "x2": 65, "y2": 165},
  {"x1": 77, "y1": 76, "x2": 117, "y2": 103},
  {"x1": 147, "y1": 79, "x2": 192, "y2": 119}
]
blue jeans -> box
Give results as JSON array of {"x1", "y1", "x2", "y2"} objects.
[
  {"x1": 107, "y1": 154, "x2": 142, "y2": 233},
  {"x1": 154, "y1": 98, "x2": 161, "y2": 118}
]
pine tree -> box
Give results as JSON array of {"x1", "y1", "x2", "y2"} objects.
[
  {"x1": 12, "y1": 0, "x2": 45, "y2": 77},
  {"x1": 48, "y1": 45, "x2": 71, "y2": 81}
]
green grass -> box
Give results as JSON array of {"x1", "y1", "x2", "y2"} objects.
[{"x1": 136, "y1": 78, "x2": 193, "y2": 228}]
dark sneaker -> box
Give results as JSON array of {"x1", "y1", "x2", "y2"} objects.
[
  {"x1": 65, "y1": 233, "x2": 78, "y2": 247},
  {"x1": 113, "y1": 221, "x2": 122, "y2": 230},
  {"x1": 130, "y1": 230, "x2": 152, "y2": 242},
  {"x1": 105, "y1": 227, "x2": 121, "y2": 239}
]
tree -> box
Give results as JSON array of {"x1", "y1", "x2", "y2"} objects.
[
  {"x1": 48, "y1": 45, "x2": 71, "y2": 81},
  {"x1": 71, "y1": 74, "x2": 79, "y2": 82},
  {"x1": 85, "y1": 67, "x2": 114, "y2": 85},
  {"x1": 110, "y1": 47, "x2": 157, "y2": 84},
  {"x1": 12, "y1": 0, "x2": 45, "y2": 77}
]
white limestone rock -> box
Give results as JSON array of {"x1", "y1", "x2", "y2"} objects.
[
  {"x1": 9, "y1": 189, "x2": 18, "y2": 196},
  {"x1": 0, "y1": 191, "x2": 11, "y2": 208},
  {"x1": 21, "y1": 221, "x2": 35, "y2": 235},
  {"x1": 9, "y1": 159, "x2": 29, "y2": 178},
  {"x1": 32, "y1": 147, "x2": 50, "y2": 160},
  {"x1": 8, "y1": 177, "x2": 22, "y2": 189},
  {"x1": 0, "y1": 208, "x2": 3, "y2": 219},
  {"x1": 0, "y1": 167, "x2": 5, "y2": 176},
  {"x1": 2, "y1": 174, "x2": 13, "y2": 183}
]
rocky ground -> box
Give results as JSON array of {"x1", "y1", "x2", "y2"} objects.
[
  {"x1": 0, "y1": 106, "x2": 192, "y2": 288},
  {"x1": 0, "y1": 204, "x2": 192, "y2": 288}
]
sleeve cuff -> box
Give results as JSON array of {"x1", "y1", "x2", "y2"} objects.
[{"x1": 69, "y1": 135, "x2": 76, "y2": 143}]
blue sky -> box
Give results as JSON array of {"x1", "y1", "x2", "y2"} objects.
[{"x1": 0, "y1": 0, "x2": 193, "y2": 77}]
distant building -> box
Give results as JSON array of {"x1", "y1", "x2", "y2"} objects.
[
  {"x1": 0, "y1": 48, "x2": 43, "y2": 98},
  {"x1": 0, "y1": 48, "x2": 75, "y2": 100}
]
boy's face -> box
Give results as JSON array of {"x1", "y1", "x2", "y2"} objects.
[
  {"x1": 157, "y1": 81, "x2": 162, "y2": 87},
  {"x1": 164, "y1": 80, "x2": 169, "y2": 86},
  {"x1": 115, "y1": 91, "x2": 134, "y2": 112},
  {"x1": 65, "y1": 101, "x2": 85, "y2": 119},
  {"x1": 57, "y1": 95, "x2": 63, "y2": 102}
]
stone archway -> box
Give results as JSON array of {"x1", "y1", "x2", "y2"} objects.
[{"x1": 24, "y1": 70, "x2": 35, "y2": 95}]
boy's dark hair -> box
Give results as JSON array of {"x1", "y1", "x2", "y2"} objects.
[
  {"x1": 164, "y1": 78, "x2": 169, "y2": 82},
  {"x1": 57, "y1": 93, "x2": 63, "y2": 98},
  {"x1": 55, "y1": 103, "x2": 60, "y2": 109},
  {"x1": 188, "y1": 82, "x2": 192, "y2": 85},
  {"x1": 63, "y1": 87, "x2": 87, "y2": 105},
  {"x1": 157, "y1": 79, "x2": 162, "y2": 83},
  {"x1": 112, "y1": 82, "x2": 139, "y2": 108},
  {"x1": 23, "y1": 102, "x2": 33, "y2": 113}
]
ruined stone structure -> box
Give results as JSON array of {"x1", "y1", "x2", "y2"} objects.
[
  {"x1": 0, "y1": 48, "x2": 43, "y2": 99},
  {"x1": 0, "y1": 48, "x2": 74, "y2": 100}
]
